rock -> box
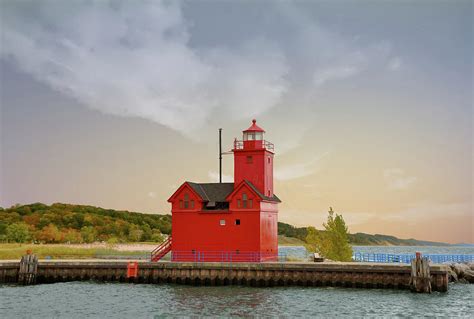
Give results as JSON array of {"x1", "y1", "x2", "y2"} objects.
[
  {"x1": 447, "y1": 267, "x2": 458, "y2": 282},
  {"x1": 452, "y1": 263, "x2": 470, "y2": 276},
  {"x1": 468, "y1": 263, "x2": 474, "y2": 271},
  {"x1": 462, "y1": 269, "x2": 474, "y2": 283}
]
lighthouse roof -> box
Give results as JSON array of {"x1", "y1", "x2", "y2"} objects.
[
  {"x1": 187, "y1": 182, "x2": 234, "y2": 202},
  {"x1": 243, "y1": 119, "x2": 265, "y2": 133}
]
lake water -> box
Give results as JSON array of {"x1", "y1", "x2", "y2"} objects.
[
  {"x1": 279, "y1": 245, "x2": 474, "y2": 260},
  {"x1": 1, "y1": 282, "x2": 473, "y2": 318},
  {"x1": 1, "y1": 246, "x2": 473, "y2": 318}
]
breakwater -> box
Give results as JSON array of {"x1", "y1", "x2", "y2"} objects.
[{"x1": 0, "y1": 259, "x2": 449, "y2": 292}]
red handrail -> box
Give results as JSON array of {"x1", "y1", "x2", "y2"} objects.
[{"x1": 151, "y1": 236, "x2": 172, "y2": 262}]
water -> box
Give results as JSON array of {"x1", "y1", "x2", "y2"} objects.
[
  {"x1": 278, "y1": 245, "x2": 474, "y2": 260},
  {"x1": 1, "y1": 246, "x2": 473, "y2": 318},
  {"x1": 1, "y1": 282, "x2": 472, "y2": 318}
]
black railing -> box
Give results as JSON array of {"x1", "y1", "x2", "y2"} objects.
[{"x1": 233, "y1": 140, "x2": 274, "y2": 151}]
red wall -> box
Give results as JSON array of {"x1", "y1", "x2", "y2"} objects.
[
  {"x1": 234, "y1": 149, "x2": 273, "y2": 196},
  {"x1": 259, "y1": 202, "x2": 279, "y2": 261}
]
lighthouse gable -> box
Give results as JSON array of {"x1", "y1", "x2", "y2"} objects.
[{"x1": 167, "y1": 182, "x2": 203, "y2": 212}]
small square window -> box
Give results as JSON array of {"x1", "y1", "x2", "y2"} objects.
[
  {"x1": 235, "y1": 219, "x2": 241, "y2": 225},
  {"x1": 220, "y1": 219, "x2": 226, "y2": 226},
  {"x1": 246, "y1": 156, "x2": 253, "y2": 163}
]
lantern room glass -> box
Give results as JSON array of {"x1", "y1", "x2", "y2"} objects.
[{"x1": 243, "y1": 132, "x2": 263, "y2": 141}]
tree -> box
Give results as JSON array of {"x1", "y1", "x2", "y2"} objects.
[
  {"x1": 37, "y1": 224, "x2": 62, "y2": 243},
  {"x1": 62, "y1": 228, "x2": 83, "y2": 243},
  {"x1": 128, "y1": 224, "x2": 143, "y2": 242},
  {"x1": 305, "y1": 207, "x2": 353, "y2": 262},
  {"x1": 150, "y1": 229, "x2": 164, "y2": 243},
  {"x1": 81, "y1": 226, "x2": 96, "y2": 243},
  {"x1": 6, "y1": 223, "x2": 31, "y2": 243}
]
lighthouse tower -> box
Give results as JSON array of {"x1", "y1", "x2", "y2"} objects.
[
  {"x1": 157, "y1": 119, "x2": 280, "y2": 262},
  {"x1": 233, "y1": 119, "x2": 274, "y2": 198}
]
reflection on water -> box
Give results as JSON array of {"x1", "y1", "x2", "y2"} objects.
[{"x1": 1, "y1": 282, "x2": 473, "y2": 318}]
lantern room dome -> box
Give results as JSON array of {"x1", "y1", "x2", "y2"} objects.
[{"x1": 243, "y1": 119, "x2": 265, "y2": 133}]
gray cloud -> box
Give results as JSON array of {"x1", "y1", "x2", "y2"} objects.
[{"x1": 1, "y1": 0, "x2": 396, "y2": 139}]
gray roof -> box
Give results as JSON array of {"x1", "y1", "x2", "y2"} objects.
[
  {"x1": 187, "y1": 182, "x2": 234, "y2": 202},
  {"x1": 186, "y1": 181, "x2": 281, "y2": 203}
]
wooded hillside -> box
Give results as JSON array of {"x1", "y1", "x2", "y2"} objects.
[
  {"x1": 0, "y1": 203, "x2": 170, "y2": 243},
  {"x1": 0, "y1": 203, "x2": 448, "y2": 246}
]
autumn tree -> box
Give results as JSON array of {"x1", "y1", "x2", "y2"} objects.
[
  {"x1": 37, "y1": 224, "x2": 62, "y2": 243},
  {"x1": 305, "y1": 207, "x2": 353, "y2": 262}
]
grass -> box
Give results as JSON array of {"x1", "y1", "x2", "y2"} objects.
[{"x1": 0, "y1": 243, "x2": 149, "y2": 260}]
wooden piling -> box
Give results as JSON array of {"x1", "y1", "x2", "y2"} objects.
[
  {"x1": 410, "y1": 252, "x2": 432, "y2": 293},
  {"x1": 18, "y1": 254, "x2": 38, "y2": 285}
]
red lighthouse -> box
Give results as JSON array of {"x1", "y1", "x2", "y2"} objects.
[{"x1": 152, "y1": 120, "x2": 280, "y2": 262}]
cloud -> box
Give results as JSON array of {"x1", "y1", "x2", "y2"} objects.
[
  {"x1": 275, "y1": 152, "x2": 329, "y2": 181},
  {"x1": 1, "y1": 0, "x2": 399, "y2": 139},
  {"x1": 208, "y1": 171, "x2": 233, "y2": 183},
  {"x1": 1, "y1": 1, "x2": 287, "y2": 136},
  {"x1": 383, "y1": 168, "x2": 417, "y2": 190}
]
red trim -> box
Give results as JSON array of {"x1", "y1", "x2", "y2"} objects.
[
  {"x1": 167, "y1": 182, "x2": 203, "y2": 203},
  {"x1": 225, "y1": 180, "x2": 260, "y2": 201}
]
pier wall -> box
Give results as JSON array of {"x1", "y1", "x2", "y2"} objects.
[{"x1": 0, "y1": 260, "x2": 449, "y2": 292}]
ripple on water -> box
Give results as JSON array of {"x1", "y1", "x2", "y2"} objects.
[{"x1": 0, "y1": 282, "x2": 473, "y2": 318}]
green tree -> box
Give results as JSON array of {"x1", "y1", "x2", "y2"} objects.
[
  {"x1": 150, "y1": 229, "x2": 164, "y2": 243},
  {"x1": 128, "y1": 224, "x2": 143, "y2": 242},
  {"x1": 80, "y1": 226, "x2": 97, "y2": 243},
  {"x1": 305, "y1": 207, "x2": 353, "y2": 261},
  {"x1": 6, "y1": 223, "x2": 31, "y2": 243}
]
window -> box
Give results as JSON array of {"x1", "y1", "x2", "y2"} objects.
[
  {"x1": 268, "y1": 157, "x2": 271, "y2": 164},
  {"x1": 268, "y1": 190, "x2": 271, "y2": 197},
  {"x1": 237, "y1": 199, "x2": 241, "y2": 208},
  {"x1": 255, "y1": 132, "x2": 263, "y2": 140},
  {"x1": 246, "y1": 156, "x2": 253, "y2": 163},
  {"x1": 220, "y1": 219, "x2": 226, "y2": 226},
  {"x1": 190, "y1": 200, "x2": 195, "y2": 209},
  {"x1": 235, "y1": 219, "x2": 241, "y2": 225},
  {"x1": 242, "y1": 193, "x2": 248, "y2": 208},
  {"x1": 179, "y1": 200, "x2": 183, "y2": 209},
  {"x1": 184, "y1": 193, "x2": 189, "y2": 208},
  {"x1": 243, "y1": 132, "x2": 255, "y2": 141},
  {"x1": 248, "y1": 199, "x2": 253, "y2": 209}
]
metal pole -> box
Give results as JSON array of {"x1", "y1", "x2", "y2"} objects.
[{"x1": 219, "y1": 128, "x2": 222, "y2": 183}]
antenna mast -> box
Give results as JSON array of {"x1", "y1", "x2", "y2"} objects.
[{"x1": 219, "y1": 128, "x2": 222, "y2": 183}]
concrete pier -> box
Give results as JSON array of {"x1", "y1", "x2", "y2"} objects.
[{"x1": 0, "y1": 260, "x2": 449, "y2": 292}]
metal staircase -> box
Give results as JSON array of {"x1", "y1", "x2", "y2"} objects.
[{"x1": 151, "y1": 236, "x2": 172, "y2": 262}]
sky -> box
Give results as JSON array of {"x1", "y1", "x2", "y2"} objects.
[{"x1": 0, "y1": 0, "x2": 472, "y2": 244}]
